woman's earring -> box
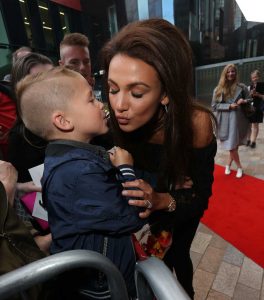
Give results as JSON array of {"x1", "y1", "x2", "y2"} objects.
[{"x1": 164, "y1": 104, "x2": 168, "y2": 113}]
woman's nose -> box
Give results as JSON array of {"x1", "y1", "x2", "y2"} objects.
[{"x1": 115, "y1": 94, "x2": 129, "y2": 111}]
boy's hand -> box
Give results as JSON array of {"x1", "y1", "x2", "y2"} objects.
[
  {"x1": 108, "y1": 146, "x2": 133, "y2": 167},
  {"x1": 16, "y1": 181, "x2": 42, "y2": 198}
]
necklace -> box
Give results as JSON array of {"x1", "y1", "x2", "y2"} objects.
[{"x1": 22, "y1": 126, "x2": 47, "y2": 149}]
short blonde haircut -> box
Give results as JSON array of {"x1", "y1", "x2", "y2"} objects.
[
  {"x1": 16, "y1": 66, "x2": 82, "y2": 139},
  {"x1": 60, "y1": 33, "x2": 89, "y2": 59},
  {"x1": 251, "y1": 69, "x2": 261, "y2": 78}
]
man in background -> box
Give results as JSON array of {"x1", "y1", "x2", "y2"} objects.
[
  {"x1": 3, "y1": 46, "x2": 32, "y2": 82},
  {"x1": 59, "y1": 33, "x2": 94, "y2": 86}
]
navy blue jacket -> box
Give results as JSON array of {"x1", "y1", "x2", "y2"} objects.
[{"x1": 41, "y1": 140, "x2": 146, "y2": 295}]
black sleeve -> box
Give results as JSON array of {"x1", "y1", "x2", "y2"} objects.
[
  {"x1": 117, "y1": 164, "x2": 136, "y2": 182},
  {"x1": 169, "y1": 138, "x2": 217, "y2": 224},
  {"x1": 7, "y1": 127, "x2": 45, "y2": 183},
  {"x1": 148, "y1": 139, "x2": 217, "y2": 229}
]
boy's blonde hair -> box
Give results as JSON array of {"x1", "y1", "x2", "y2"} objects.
[{"x1": 17, "y1": 66, "x2": 82, "y2": 139}]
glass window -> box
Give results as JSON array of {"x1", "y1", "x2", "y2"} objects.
[
  {"x1": 108, "y1": 5, "x2": 118, "y2": 37},
  {"x1": 0, "y1": 8, "x2": 11, "y2": 79},
  {"x1": 137, "y1": 0, "x2": 149, "y2": 19},
  {"x1": 37, "y1": 0, "x2": 55, "y2": 49},
  {"x1": 148, "y1": 0, "x2": 162, "y2": 18},
  {"x1": 125, "y1": 0, "x2": 139, "y2": 22},
  {"x1": 59, "y1": 6, "x2": 70, "y2": 34},
  {"x1": 19, "y1": 0, "x2": 34, "y2": 47},
  {"x1": 162, "y1": 0, "x2": 174, "y2": 24}
]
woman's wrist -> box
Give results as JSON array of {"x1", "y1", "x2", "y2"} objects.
[
  {"x1": 166, "y1": 193, "x2": 176, "y2": 212},
  {"x1": 154, "y1": 192, "x2": 176, "y2": 212}
]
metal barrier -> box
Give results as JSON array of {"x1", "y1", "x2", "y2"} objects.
[
  {"x1": 0, "y1": 249, "x2": 129, "y2": 300},
  {"x1": 135, "y1": 257, "x2": 191, "y2": 300}
]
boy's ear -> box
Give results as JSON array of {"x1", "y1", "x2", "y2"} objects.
[
  {"x1": 160, "y1": 94, "x2": 169, "y2": 106},
  {"x1": 52, "y1": 111, "x2": 73, "y2": 131}
]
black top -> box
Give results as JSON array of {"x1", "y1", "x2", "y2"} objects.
[
  {"x1": 7, "y1": 122, "x2": 47, "y2": 182},
  {"x1": 133, "y1": 138, "x2": 217, "y2": 230},
  {"x1": 249, "y1": 85, "x2": 264, "y2": 123}
]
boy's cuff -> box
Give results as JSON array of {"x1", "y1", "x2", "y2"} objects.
[{"x1": 117, "y1": 165, "x2": 136, "y2": 180}]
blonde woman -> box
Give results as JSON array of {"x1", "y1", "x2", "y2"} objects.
[{"x1": 212, "y1": 64, "x2": 250, "y2": 178}]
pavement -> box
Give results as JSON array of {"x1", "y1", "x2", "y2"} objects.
[{"x1": 191, "y1": 123, "x2": 264, "y2": 300}]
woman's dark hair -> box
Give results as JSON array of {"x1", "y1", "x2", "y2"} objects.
[
  {"x1": 101, "y1": 18, "x2": 207, "y2": 186},
  {"x1": 11, "y1": 52, "x2": 53, "y2": 92},
  {"x1": 10, "y1": 52, "x2": 53, "y2": 143}
]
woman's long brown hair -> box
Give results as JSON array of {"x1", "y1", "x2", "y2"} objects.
[{"x1": 101, "y1": 18, "x2": 208, "y2": 187}]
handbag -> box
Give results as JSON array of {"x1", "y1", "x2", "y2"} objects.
[
  {"x1": 0, "y1": 181, "x2": 47, "y2": 300},
  {"x1": 132, "y1": 223, "x2": 172, "y2": 261},
  {"x1": 241, "y1": 100, "x2": 256, "y2": 118},
  {"x1": 239, "y1": 87, "x2": 256, "y2": 118}
]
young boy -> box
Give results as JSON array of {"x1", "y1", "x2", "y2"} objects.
[{"x1": 17, "y1": 67, "x2": 146, "y2": 299}]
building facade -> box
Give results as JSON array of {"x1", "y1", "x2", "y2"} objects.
[
  {"x1": 0, "y1": 0, "x2": 84, "y2": 78},
  {"x1": 1, "y1": 0, "x2": 263, "y2": 102}
]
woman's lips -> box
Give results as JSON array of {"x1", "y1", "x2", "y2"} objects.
[{"x1": 116, "y1": 116, "x2": 129, "y2": 125}]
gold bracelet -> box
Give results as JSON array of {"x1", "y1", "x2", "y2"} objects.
[{"x1": 167, "y1": 194, "x2": 176, "y2": 212}]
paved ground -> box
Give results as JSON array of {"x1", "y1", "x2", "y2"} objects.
[{"x1": 191, "y1": 123, "x2": 264, "y2": 300}]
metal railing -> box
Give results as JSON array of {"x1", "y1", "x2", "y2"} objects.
[
  {"x1": 0, "y1": 250, "x2": 191, "y2": 300},
  {"x1": 0, "y1": 250, "x2": 129, "y2": 300},
  {"x1": 135, "y1": 257, "x2": 191, "y2": 300}
]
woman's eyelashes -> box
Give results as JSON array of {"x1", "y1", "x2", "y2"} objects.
[
  {"x1": 131, "y1": 92, "x2": 143, "y2": 98},
  {"x1": 109, "y1": 88, "x2": 143, "y2": 98},
  {"x1": 109, "y1": 89, "x2": 119, "y2": 95}
]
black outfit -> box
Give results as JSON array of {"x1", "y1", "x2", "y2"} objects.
[
  {"x1": 249, "y1": 85, "x2": 264, "y2": 123},
  {"x1": 133, "y1": 139, "x2": 217, "y2": 299},
  {"x1": 8, "y1": 122, "x2": 47, "y2": 182}
]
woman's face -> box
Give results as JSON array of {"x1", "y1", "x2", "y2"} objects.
[
  {"x1": 226, "y1": 67, "x2": 236, "y2": 82},
  {"x1": 108, "y1": 54, "x2": 167, "y2": 132},
  {"x1": 251, "y1": 73, "x2": 259, "y2": 84}
]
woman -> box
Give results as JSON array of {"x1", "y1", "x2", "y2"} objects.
[
  {"x1": 8, "y1": 52, "x2": 53, "y2": 182},
  {"x1": 7, "y1": 52, "x2": 53, "y2": 252},
  {"x1": 247, "y1": 69, "x2": 264, "y2": 148},
  {"x1": 101, "y1": 19, "x2": 217, "y2": 299},
  {"x1": 212, "y1": 64, "x2": 250, "y2": 178}
]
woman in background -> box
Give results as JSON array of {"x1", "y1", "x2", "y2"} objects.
[
  {"x1": 212, "y1": 64, "x2": 249, "y2": 178},
  {"x1": 247, "y1": 69, "x2": 264, "y2": 148},
  {"x1": 7, "y1": 52, "x2": 53, "y2": 252},
  {"x1": 8, "y1": 53, "x2": 53, "y2": 182}
]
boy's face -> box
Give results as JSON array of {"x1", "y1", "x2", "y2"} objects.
[{"x1": 66, "y1": 77, "x2": 108, "y2": 142}]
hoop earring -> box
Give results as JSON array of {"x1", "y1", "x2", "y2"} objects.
[{"x1": 164, "y1": 104, "x2": 168, "y2": 113}]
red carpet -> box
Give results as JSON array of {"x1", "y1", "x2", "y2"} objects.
[{"x1": 201, "y1": 164, "x2": 264, "y2": 268}]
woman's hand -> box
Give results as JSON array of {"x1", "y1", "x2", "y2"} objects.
[
  {"x1": 254, "y1": 92, "x2": 264, "y2": 100},
  {"x1": 108, "y1": 146, "x2": 133, "y2": 167},
  {"x1": 34, "y1": 233, "x2": 52, "y2": 254},
  {"x1": 230, "y1": 103, "x2": 238, "y2": 109},
  {"x1": 236, "y1": 98, "x2": 246, "y2": 105},
  {"x1": 122, "y1": 179, "x2": 169, "y2": 218},
  {"x1": 175, "y1": 176, "x2": 193, "y2": 189},
  {"x1": 16, "y1": 181, "x2": 42, "y2": 198}
]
